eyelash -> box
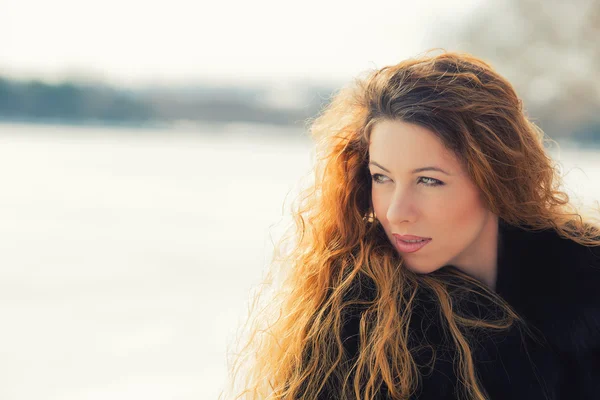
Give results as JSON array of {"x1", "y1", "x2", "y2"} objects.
[{"x1": 370, "y1": 173, "x2": 444, "y2": 187}]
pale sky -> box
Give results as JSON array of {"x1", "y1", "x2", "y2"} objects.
[{"x1": 1, "y1": 0, "x2": 482, "y2": 87}]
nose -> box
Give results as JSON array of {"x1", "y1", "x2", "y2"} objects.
[{"x1": 386, "y1": 188, "x2": 417, "y2": 224}]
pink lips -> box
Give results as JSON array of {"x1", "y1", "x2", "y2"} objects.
[{"x1": 392, "y1": 234, "x2": 432, "y2": 253}]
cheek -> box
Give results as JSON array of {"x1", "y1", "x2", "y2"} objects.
[{"x1": 435, "y1": 186, "x2": 487, "y2": 232}]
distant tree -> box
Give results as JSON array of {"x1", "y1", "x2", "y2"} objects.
[
  {"x1": 0, "y1": 78, "x2": 19, "y2": 115},
  {"x1": 0, "y1": 78, "x2": 154, "y2": 122}
]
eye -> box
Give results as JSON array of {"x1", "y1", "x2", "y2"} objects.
[
  {"x1": 370, "y1": 173, "x2": 388, "y2": 184},
  {"x1": 418, "y1": 177, "x2": 444, "y2": 187}
]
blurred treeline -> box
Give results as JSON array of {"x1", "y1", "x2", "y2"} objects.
[{"x1": 0, "y1": 77, "x2": 333, "y2": 128}]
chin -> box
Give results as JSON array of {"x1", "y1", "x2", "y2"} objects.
[{"x1": 402, "y1": 260, "x2": 443, "y2": 275}]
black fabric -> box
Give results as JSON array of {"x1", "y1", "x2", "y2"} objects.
[{"x1": 324, "y1": 219, "x2": 600, "y2": 399}]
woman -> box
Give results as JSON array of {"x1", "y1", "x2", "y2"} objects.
[{"x1": 223, "y1": 51, "x2": 600, "y2": 399}]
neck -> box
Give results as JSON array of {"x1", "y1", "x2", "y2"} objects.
[{"x1": 453, "y1": 213, "x2": 499, "y2": 291}]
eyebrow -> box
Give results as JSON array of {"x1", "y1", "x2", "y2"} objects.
[{"x1": 368, "y1": 161, "x2": 451, "y2": 175}]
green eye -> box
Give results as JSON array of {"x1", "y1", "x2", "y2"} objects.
[
  {"x1": 371, "y1": 173, "x2": 387, "y2": 184},
  {"x1": 418, "y1": 177, "x2": 444, "y2": 187}
]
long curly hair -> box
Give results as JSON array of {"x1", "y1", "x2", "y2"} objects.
[{"x1": 220, "y1": 50, "x2": 600, "y2": 400}]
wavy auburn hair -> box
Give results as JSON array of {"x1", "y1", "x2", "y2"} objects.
[{"x1": 221, "y1": 50, "x2": 600, "y2": 400}]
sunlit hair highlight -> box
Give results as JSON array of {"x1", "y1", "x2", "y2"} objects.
[{"x1": 221, "y1": 49, "x2": 600, "y2": 400}]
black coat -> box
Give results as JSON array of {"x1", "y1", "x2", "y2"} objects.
[{"x1": 329, "y1": 220, "x2": 600, "y2": 399}]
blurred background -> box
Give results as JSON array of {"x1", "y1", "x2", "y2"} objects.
[{"x1": 1, "y1": 0, "x2": 599, "y2": 399}]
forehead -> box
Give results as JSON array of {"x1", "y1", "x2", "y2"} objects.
[{"x1": 369, "y1": 120, "x2": 459, "y2": 170}]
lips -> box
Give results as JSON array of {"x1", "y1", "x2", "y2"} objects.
[
  {"x1": 392, "y1": 234, "x2": 432, "y2": 253},
  {"x1": 394, "y1": 234, "x2": 430, "y2": 241}
]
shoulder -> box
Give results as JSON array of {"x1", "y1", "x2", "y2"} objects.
[
  {"x1": 500, "y1": 221, "x2": 600, "y2": 299},
  {"x1": 521, "y1": 224, "x2": 600, "y2": 304},
  {"x1": 503, "y1": 222, "x2": 600, "y2": 355},
  {"x1": 549, "y1": 235, "x2": 600, "y2": 356}
]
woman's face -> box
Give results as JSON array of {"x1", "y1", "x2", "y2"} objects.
[{"x1": 368, "y1": 119, "x2": 497, "y2": 275}]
